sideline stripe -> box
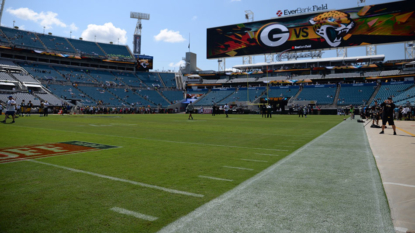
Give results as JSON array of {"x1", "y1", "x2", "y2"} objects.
[
  {"x1": 157, "y1": 121, "x2": 351, "y2": 233},
  {"x1": 198, "y1": 176, "x2": 233, "y2": 182},
  {"x1": 28, "y1": 160, "x2": 203, "y2": 198},
  {"x1": 255, "y1": 153, "x2": 280, "y2": 157},
  {"x1": 241, "y1": 159, "x2": 268, "y2": 163},
  {"x1": 383, "y1": 182, "x2": 415, "y2": 188},
  {"x1": 110, "y1": 207, "x2": 158, "y2": 221},
  {"x1": 396, "y1": 127, "x2": 415, "y2": 137},
  {"x1": 223, "y1": 166, "x2": 253, "y2": 171},
  {"x1": 13, "y1": 125, "x2": 288, "y2": 152}
]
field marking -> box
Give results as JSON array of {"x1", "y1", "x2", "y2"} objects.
[
  {"x1": 110, "y1": 207, "x2": 158, "y2": 221},
  {"x1": 383, "y1": 182, "x2": 415, "y2": 188},
  {"x1": 396, "y1": 127, "x2": 415, "y2": 137},
  {"x1": 157, "y1": 120, "x2": 349, "y2": 233},
  {"x1": 13, "y1": 125, "x2": 288, "y2": 152},
  {"x1": 198, "y1": 176, "x2": 233, "y2": 182},
  {"x1": 27, "y1": 160, "x2": 204, "y2": 198},
  {"x1": 240, "y1": 159, "x2": 268, "y2": 163},
  {"x1": 223, "y1": 166, "x2": 253, "y2": 171},
  {"x1": 255, "y1": 153, "x2": 280, "y2": 157}
]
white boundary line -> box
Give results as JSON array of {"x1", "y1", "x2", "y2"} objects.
[
  {"x1": 13, "y1": 125, "x2": 288, "y2": 152},
  {"x1": 28, "y1": 160, "x2": 204, "y2": 198},
  {"x1": 223, "y1": 166, "x2": 253, "y2": 171},
  {"x1": 198, "y1": 176, "x2": 233, "y2": 182},
  {"x1": 240, "y1": 159, "x2": 268, "y2": 163},
  {"x1": 110, "y1": 207, "x2": 158, "y2": 221},
  {"x1": 255, "y1": 153, "x2": 280, "y2": 157},
  {"x1": 383, "y1": 182, "x2": 415, "y2": 188},
  {"x1": 158, "y1": 120, "x2": 345, "y2": 233}
]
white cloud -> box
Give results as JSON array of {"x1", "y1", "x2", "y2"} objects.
[
  {"x1": 7, "y1": 7, "x2": 66, "y2": 29},
  {"x1": 192, "y1": 16, "x2": 197, "y2": 21},
  {"x1": 169, "y1": 60, "x2": 185, "y2": 68},
  {"x1": 19, "y1": 25, "x2": 25, "y2": 30},
  {"x1": 69, "y1": 23, "x2": 78, "y2": 31},
  {"x1": 81, "y1": 22, "x2": 127, "y2": 44},
  {"x1": 154, "y1": 29, "x2": 185, "y2": 43}
]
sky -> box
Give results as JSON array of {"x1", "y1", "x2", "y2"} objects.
[{"x1": 1, "y1": 0, "x2": 409, "y2": 72}]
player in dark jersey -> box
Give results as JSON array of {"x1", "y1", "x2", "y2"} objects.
[
  {"x1": 380, "y1": 97, "x2": 397, "y2": 135},
  {"x1": 371, "y1": 101, "x2": 381, "y2": 127}
]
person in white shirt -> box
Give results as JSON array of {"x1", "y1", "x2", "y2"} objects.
[
  {"x1": 2, "y1": 96, "x2": 16, "y2": 124},
  {"x1": 43, "y1": 101, "x2": 50, "y2": 117},
  {"x1": 224, "y1": 103, "x2": 230, "y2": 118}
]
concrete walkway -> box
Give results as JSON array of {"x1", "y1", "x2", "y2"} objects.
[
  {"x1": 365, "y1": 120, "x2": 415, "y2": 233},
  {"x1": 159, "y1": 120, "x2": 394, "y2": 233}
]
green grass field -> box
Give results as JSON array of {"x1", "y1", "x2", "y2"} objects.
[{"x1": 0, "y1": 113, "x2": 343, "y2": 232}]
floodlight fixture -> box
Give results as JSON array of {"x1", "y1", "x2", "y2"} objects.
[{"x1": 130, "y1": 11, "x2": 150, "y2": 55}]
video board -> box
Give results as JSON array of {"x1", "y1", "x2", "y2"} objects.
[
  {"x1": 135, "y1": 55, "x2": 153, "y2": 71},
  {"x1": 207, "y1": 1, "x2": 415, "y2": 59}
]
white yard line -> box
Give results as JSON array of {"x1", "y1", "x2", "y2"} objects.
[
  {"x1": 110, "y1": 207, "x2": 158, "y2": 221},
  {"x1": 28, "y1": 160, "x2": 203, "y2": 198},
  {"x1": 255, "y1": 153, "x2": 280, "y2": 157},
  {"x1": 198, "y1": 176, "x2": 233, "y2": 182},
  {"x1": 240, "y1": 159, "x2": 268, "y2": 163},
  {"x1": 223, "y1": 166, "x2": 253, "y2": 171},
  {"x1": 383, "y1": 182, "x2": 415, "y2": 188},
  {"x1": 13, "y1": 125, "x2": 288, "y2": 152}
]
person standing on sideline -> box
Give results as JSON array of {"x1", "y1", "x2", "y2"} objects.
[
  {"x1": 380, "y1": 97, "x2": 397, "y2": 135},
  {"x1": 0, "y1": 102, "x2": 3, "y2": 116},
  {"x1": 1, "y1": 96, "x2": 16, "y2": 124},
  {"x1": 298, "y1": 106, "x2": 304, "y2": 117},
  {"x1": 303, "y1": 105, "x2": 308, "y2": 118},
  {"x1": 224, "y1": 103, "x2": 230, "y2": 118},
  {"x1": 187, "y1": 101, "x2": 194, "y2": 120},
  {"x1": 26, "y1": 100, "x2": 33, "y2": 116},
  {"x1": 267, "y1": 104, "x2": 272, "y2": 118},
  {"x1": 20, "y1": 100, "x2": 26, "y2": 117},
  {"x1": 261, "y1": 104, "x2": 266, "y2": 118},
  {"x1": 350, "y1": 105, "x2": 355, "y2": 120},
  {"x1": 212, "y1": 103, "x2": 216, "y2": 116},
  {"x1": 43, "y1": 101, "x2": 49, "y2": 117}
]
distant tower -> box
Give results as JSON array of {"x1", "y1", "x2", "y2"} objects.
[
  {"x1": 0, "y1": 0, "x2": 5, "y2": 26},
  {"x1": 130, "y1": 12, "x2": 150, "y2": 55}
]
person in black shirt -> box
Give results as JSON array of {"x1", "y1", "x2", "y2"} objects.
[{"x1": 380, "y1": 97, "x2": 397, "y2": 135}]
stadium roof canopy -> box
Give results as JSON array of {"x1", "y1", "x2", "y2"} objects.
[{"x1": 233, "y1": 55, "x2": 385, "y2": 69}]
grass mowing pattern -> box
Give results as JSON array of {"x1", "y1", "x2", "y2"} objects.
[{"x1": 0, "y1": 114, "x2": 342, "y2": 232}]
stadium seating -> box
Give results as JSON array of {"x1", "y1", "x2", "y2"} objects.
[
  {"x1": 18, "y1": 63, "x2": 67, "y2": 81},
  {"x1": 203, "y1": 79, "x2": 218, "y2": 84},
  {"x1": 159, "y1": 73, "x2": 176, "y2": 88},
  {"x1": 325, "y1": 73, "x2": 361, "y2": 79},
  {"x1": 257, "y1": 76, "x2": 288, "y2": 82},
  {"x1": 296, "y1": 85, "x2": 337, "y2": 105},
  {"x1": 380, "y1": 70, "x2": 400, "y2": 76},
  {"x1": 393, "y1": 85, "x2": 415, "y2": 104},
  {"x1": 88, "y1": 70, "x2": 118, "y2": 83},
  {"x1": 37, "y1": 34, "x2": 75, "y2": 53},
  {"x1": 161, "y1": 90, "x2": 184, "y2": 103},
  {"x1": 53, "y1": 66, "x2": 97, "y2": 83},
  {"x1": 293, "y1": 74, "x2": 323, "y2": 80},
  {"x1": 0, "y1": 93, "x2": 41, "y2": 105},
  {"x1": 268, "y1": 87, "x2": 299, "y2": 98},
  {"x1": 218, "y1": 88, "x2": 263, "y2": 104},
  {"x1": 0, "y1": 27, "x2": 46, "y2": 50},
  {"x1": 216, "y1": 79, "x2": 228, "y2": 84},
  {"x1": 97, "y1": 43, "x2": 132, "y2": 59},
  {"x1": 136, "y1": 72, "x2": 162, "y2": 87},
  {"x1": 36, "y1": 93, "x2": 64, "y2": 106},
  {"x1": 337, "y1": 84, "x2": 376, "y2": 106},
  {"x1": 0, "y1": 72, "x2": 17, "y2": 81},
  {"x1": 114, "y1": 88, "x2": 155, "y2": 106},
  {"x1": 46, "y1": 84, "x2": 95, "y2": 105},
  {"x1": 112, "y1": 71, "x2": 143, "y2": 87},
  {"x1": 194, "y1": 90, "x2": 235, "y2": 106},
  {"x1": 364, "y1": 71, "x2": 381, "y2": 77},
  {"x1": 370, "y1": 83, "x2": 413, "y2": 105},
  {"x1": 77, "y1": 86, "x2": 125, "y2": 106},
  {"x1": 13, "y1": 73, "x2": 39, "y2": 83},
  {"x1": 0, "y1": 59, "x2": 18, "y2": 67},
  {"x1": 67, "y1": 39, "x2": 105, "y2": 56},
  {"x1": 228, "y1": 77, "x2": 257, "y2": 83},
  {"x1": 138, "y1": 90, "x2": 170, "y2": 106}
]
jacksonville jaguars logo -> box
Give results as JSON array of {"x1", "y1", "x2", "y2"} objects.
[{"x1": 309, "y1": 11, "x2": 355, "y2": 47}]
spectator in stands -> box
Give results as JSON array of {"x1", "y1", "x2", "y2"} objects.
[{"x1": 2, "y1": 96, "x2": 16, "y2": 124}]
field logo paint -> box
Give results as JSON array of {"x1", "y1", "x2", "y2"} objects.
[{"x1": 0, "y1": 141, "x2": 119, "y2": 164}]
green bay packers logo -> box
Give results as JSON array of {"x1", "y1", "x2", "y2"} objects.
[
  {"x1": 256, "y1": 23, "x2": 290, "y2": 47},
  {"x1": 309, "y1": 11, "x2": 355, "y2": 47}
]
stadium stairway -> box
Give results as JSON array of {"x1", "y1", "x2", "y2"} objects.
[
  {"x1": 95, "y1": 43, "x2": 108, "y2": 56},
  {"x1": 0, "y1": 28, "x2": 13, "y2": 45},
  {"x1": 157, "y1": 90, "x2": 173, "y2": 105},
  {"x1": 64, "y1": 38, "x2": 77, "y2": 53},
  {"x1": 157, "y1": 73, "x2": 167, "y2": 88},
  {"x1": 288, "y1": 88, "x2": 302, "y2": 105},
  {"x1": 366, "y1": 85, "x2": 381, "y2": 106},
  {"x1": 73, "y1": 86, "x2": 98, "y2": 104},
  {"x1": 191, "y1": 89, "x2": 212, "y2": 105},
  {"x1": 103, "y1": 88, "x2": 126, "y2": 104},
  {"x1": 33, "y1": 34, "x2": 48, "y2": 51}
]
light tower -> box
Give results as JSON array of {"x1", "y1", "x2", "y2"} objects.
[
  {"x1": 0, "y1": 0, "x2": 5, "y2": 26},
  {"x1": 130, "y1": 12, "x2": 150, "y2": 55}
]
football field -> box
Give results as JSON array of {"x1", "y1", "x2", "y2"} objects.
[{"x1": 0, "y1": 114, "x2": 388, "y2": 232}]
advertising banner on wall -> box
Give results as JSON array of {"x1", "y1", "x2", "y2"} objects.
[
  {"x1": 207, "y1": 1, "x2": 415, "y2": 59},
  {"x1": 133, "y1": 35, "x2": 141, "y2": 54},
  {"x1": 135, "y1": 55, "x2": 153, "y2": 70}
]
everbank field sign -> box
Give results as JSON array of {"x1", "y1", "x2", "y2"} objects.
[{"x1": 276, "y1": 4, "x2": 328, "y2": 17}]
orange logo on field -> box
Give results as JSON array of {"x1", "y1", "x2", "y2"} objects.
[{"x1": 0, "y1": 141, "x2": 119, "y2": 164}]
